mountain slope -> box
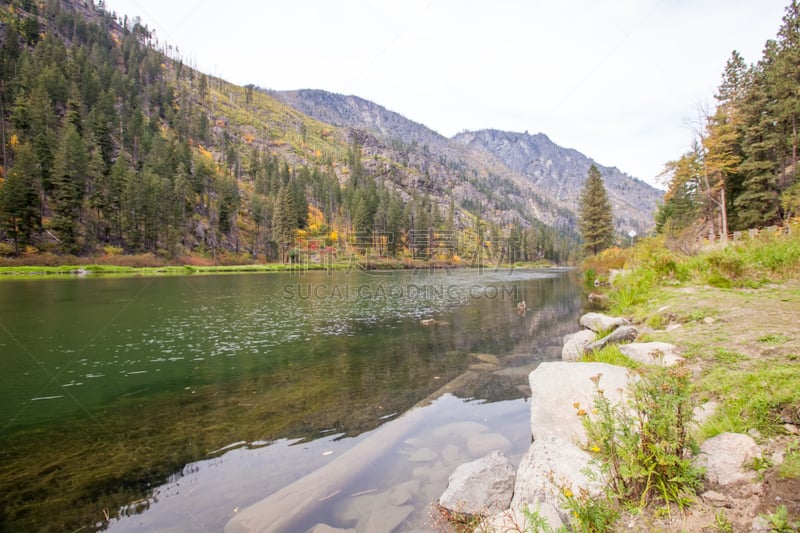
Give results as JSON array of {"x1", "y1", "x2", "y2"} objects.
[
  {"x1": 269, "y1": 89, "x2": 578, "y2": 232},
  {"x1": 267, "y1": 89, "x2": 449, "y2": 151},
  {"x1": 270, "y1": 90, "x2": 662, "y2": 235},
  {"x1": 452, "y1": 129, "x2": 662, "y2": 235}
]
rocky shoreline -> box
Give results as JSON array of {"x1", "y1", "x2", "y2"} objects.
[{"x1": 437, "y1": 312, "x2": 780, "y2": 532}]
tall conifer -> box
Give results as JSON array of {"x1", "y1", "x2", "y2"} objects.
[{"x1": 578, "y1": 165, "x2": 614, "y2": 255}]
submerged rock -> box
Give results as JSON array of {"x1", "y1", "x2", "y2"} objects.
[
  {"x1": 467, "y1": 432, "x2": 511, "y2": 458},
  {"x1": 407, "y1": 447, "x2": 437, "y2": 462},
  {"x1": 579, "y1": 312, "x2": 630, "y2": 333},
  {"x1": 306, "y1": 525, "x2": 355, "y2": 533},
  {"x1": 438, "y1": 450, "x2": 516, "y2": 517},
  {"x1": 357, "y1": 504, "x2": 413, "y2": 533}
]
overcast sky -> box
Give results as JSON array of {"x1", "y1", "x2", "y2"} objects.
[{"x1": 102, "y1": 1, "x2": 789, "y2": 188}]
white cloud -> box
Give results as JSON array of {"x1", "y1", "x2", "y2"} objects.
[{"x1": 104, "y1": 0, "x2": 789, "y2": 186}]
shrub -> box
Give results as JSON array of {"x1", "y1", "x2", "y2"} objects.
[
  {"x1": 582, "y1": 364, "x2": 703, "y2": 510},
  {"x1": 102, "y1": 245, "x2": 124, "y2": 256},
  {"x1": 0, "y1": 242, "x2": 15, "y2": 256}
]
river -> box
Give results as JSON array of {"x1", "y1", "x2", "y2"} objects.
[{"x1": 0, "y1": 267, "x2": 582, "y2": 532}]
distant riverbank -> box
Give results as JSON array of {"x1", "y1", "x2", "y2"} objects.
[{"x1": 0, "y1": 254, "x2": 555, "y2": 278}]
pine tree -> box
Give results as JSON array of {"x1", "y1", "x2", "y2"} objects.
[
  {"x1": 104, "y1": 151, "x2": 133, "y2": 243},
  {"x1": 52, "y1": 124, "x2": 88, "y2": 252},
  {"x1": 578, "y1": 165, "x2": 614, "y2": 255},
  {"x1": 385, "y1": 193, "x2": 403, "y2": 256},
  {"x1": 0, "y1": 142, "x2": 40, "y2": 251},
  {"x1": 272, "y1": 185, "x2": 297, "y2": 262},
  {"x1": 736, "y1": 58, "x2": 781, "y2": 227},
  {"x1": 291, "y1": 178, "x2": 308, "y2": 230}
]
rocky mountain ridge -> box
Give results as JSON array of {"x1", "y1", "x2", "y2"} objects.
[
  {"x1": 453, "y1": 129, "x2": 662, "y2": 235},
  {"x1": 270, "y1": 89, "x2": 663, "y2": 235}
]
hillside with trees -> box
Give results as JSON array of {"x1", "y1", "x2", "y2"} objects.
[
  {"x1": 657, "y1": 1, "x2": 800, "y2": 238},
  {"x1": 0, "y1": 0, "x2": 588, "y2": 263},
  {"x1": 0, "y1": 0, "x2": 660, "y2": 267},
  {"x1": 271, "y1": 90, "x2": 662, "y2": 237}
]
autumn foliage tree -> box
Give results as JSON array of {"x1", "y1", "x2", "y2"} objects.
[{"x1": 659, "y1": 1, "x2": 800, "y2": 234}]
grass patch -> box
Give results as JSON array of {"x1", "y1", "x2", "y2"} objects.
[
  {"x1": 699, "y1": 363, "x2": 800, "y2": 438},
  {"x1": 779, "y1": 439, "x2": 800, "y2": 479},
  {"x1": 0, "y1": 260, "x2": 423, "y2": 279},
  {"x1": 580, "y1": 345, "x2": 639, "y2": 369},
  {"x1": 713, "y1": 348, "x2": 748, "y2": 363},
  {"x1": 607, "y1": 226, "x2": 800, "y2": 315},
  {"x1": 757, "y1": 333, "x2": 791, "y2": 344},
  {"x1": 681, "y1": 307, "x2": 717, "y2": 323}
]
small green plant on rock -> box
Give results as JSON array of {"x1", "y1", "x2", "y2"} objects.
[
  {"x1": 759, "y1": 505, "x2": 800, "y2": 533},
  {"x1": 521, "y1": 504, "x2": 569, "y2": 533},
  {"x1": 710, "y1": 509, "x2": 733, "y2": 532},
  {"x1": 559, "y1": 485, "x2": 618, "y2": 533},
  {"x1": 579, "y1": 345, "x2": 639, "y2": 369},
  {"x1": 581, "y1": 365, "x2": 703, "y2": 515}
]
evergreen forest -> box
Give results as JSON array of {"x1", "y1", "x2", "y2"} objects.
[
  {"x1": 0, "y1": 0, "x2": 578, "y2": 266},
  {"x1": 657, "y1": 1, "x2": 800, "y2": 238}
]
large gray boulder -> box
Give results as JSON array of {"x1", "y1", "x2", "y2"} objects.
[
  {"x1": 619, "y1": 342, "x2": 684, "y2": 366},
  {"x1": 579, "y1": 312, "x2": 630, "y2": 333},
  {"x1": 438, "y1": 450, "x2": 516, "y2": 516},
  {"x1": 695, "y1": 432, "x2": 761, "y2": 486},
  {"x1": 529, "y1": 362, "x2": 635, "y2": 443},
  {"x1": 561, "y1": 329, "x2": 598, "y2": 361},
  {"x1": 585, "y1": 325, "x2": 638, "y2": 352},
  {"x1": 511, "y1": 436, "x2": 602, "y2": 522}
]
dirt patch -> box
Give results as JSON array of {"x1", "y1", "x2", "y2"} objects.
[
  {"x1": 624, "y1": 281, "x2": 800, "y2": 531},
  {"x1": 758, "y1": 469, "x2": 800, "y2": 518}
]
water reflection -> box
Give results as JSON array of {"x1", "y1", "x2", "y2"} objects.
[{"x1": 0, "y1": 268, "x2": 581, "y2": 532}]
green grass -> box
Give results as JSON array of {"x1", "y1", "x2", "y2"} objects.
[
  {"x1": 699, "y1": 363, "x2": 800, "y2": 438},
  {"x1": 779, "y1": 439, "x2": 800, "y2": 479},
  {"x1": 0, "y1": 261, "x2": 415, "y2": 279},
  {"x1": 579, "y1": 345, "x2": 640, "y2": 369},
  {"x1": 759, "y1": 505, "x2": 800, "y2": 532},
  {"x1": 757, "y1": 333, "x2": 791, "y2": 344},
  {"x1": 608, "y1": 227, "x2": 800, "y2": 303},
  {"x1": 683, "y1": 307, "x2": 717, "y2": 323},
  {"x1": 713, "y1": 348, "x2": 748, "y2": 363}
]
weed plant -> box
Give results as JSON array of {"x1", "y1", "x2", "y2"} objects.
[
  {"x1": 759, "y1": 505, "x2": 800, "y2": 532},
  {"x1": 581, "y1": 365, "x2": 703, "y2": 513}
]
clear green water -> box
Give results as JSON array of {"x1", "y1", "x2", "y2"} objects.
[{"x1": 0, "y1": 268, "x2": 582, "y2": 532}]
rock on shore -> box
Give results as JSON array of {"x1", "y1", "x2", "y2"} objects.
[
  {"x1": 529, "y1": 361, "x2": 634, "y2": 443},
  {"x1": 439, "y1": 311, "x2": 768, "y2": 532}
]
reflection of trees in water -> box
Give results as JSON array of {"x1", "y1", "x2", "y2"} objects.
[
  {"x1": 0, "y1": 272, "x2": 583, "y2": 533},
  {"x1": 432, "y1": 273, "x2": 584, "y2": 404}
]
